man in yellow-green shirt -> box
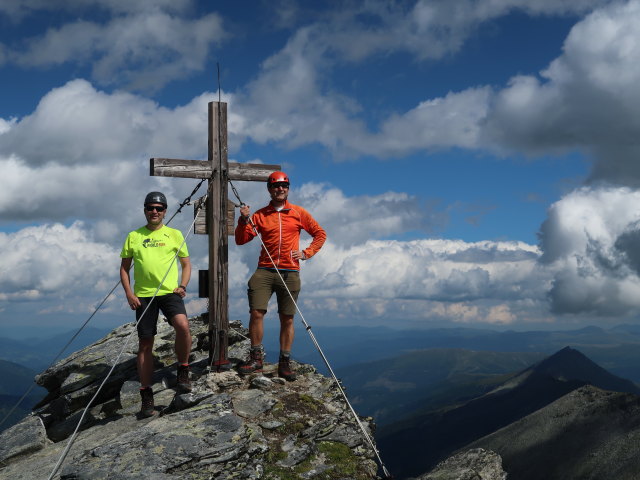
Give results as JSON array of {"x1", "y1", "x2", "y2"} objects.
[{"x1": 120, "y1": 191, "x2": 192, "y2": 418}]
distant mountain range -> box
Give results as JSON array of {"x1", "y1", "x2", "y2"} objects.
[
  {"x1": 376, "y1": 346, "x2": 640, "y2": 479},
  {"x1": 0, "y1": 359, "x2": 44, "y2": 397},
  {"x1": 0, "y1": 359, "x2": 47, "y2": 432},
  {"x1": 266, "y1": 323, "x2": 640, "y2": 382},
  {"x1": 0, "y1": 328, "x2": 109, "y2": 433},
  {"x1": 0, "y1": 327, "x2": 112, "y2": 372},
  {"x1": 5, "y1": 322, "x2": 640, "y2": 380},
  {"x1": 334, "y1": 348, "x2": 545, "y2": 426}
]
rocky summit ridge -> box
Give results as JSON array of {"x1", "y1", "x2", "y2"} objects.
[
  {"x1": 470, "y1": 385, "x2": 640, "y2": 480},
  {"x1": 0, "y1": 315, "x2": 380, "y2": 479}
]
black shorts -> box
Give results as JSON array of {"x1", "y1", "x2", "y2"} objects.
[{"x1": 135, "y1": 293, "x2": 187, "y2": 338}]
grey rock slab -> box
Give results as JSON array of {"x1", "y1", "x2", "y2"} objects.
[
  {"x1": 0, "y1": 415, "x2": 49, "y2": 464},
  {"x1": 419, "y1": 448, "x2": 507, "y2": 480},
  {"x1": 317, "y1": 417, "x2": 372, "y2": 448},
  {"x1": 260, "y1": 420, "x2": 284, "y2": 430},
  {"x1": 232, "y1": 389, "x2": 277, "y2": 418},
  {"x1": 278, "y1": 442, "x2": 313, "y2": 467},
  {"x1": 60, "y1": 407, "x2": 248, "y2": 478},
  {"x1": 250, "y1": 375, "x2": 276, "y2": 390},
  {"x1": 119, "y1": 380, "x2": 143, "y2": 411},
  {"x1": 166, "y1": 391, "x2": 215, "y2": 413},
  {"x1": 206, "y1": 370, "x2": 244, "y2": 391},
  {"x1": 46, "y1": 408, "x2": 98, "y2": 442}
]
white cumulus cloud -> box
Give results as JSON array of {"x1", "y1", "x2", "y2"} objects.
[
  {"x1": 540, "y1": 186, "x2": 640, "y2": 315},
  {"x1": 0, "y1": 79, "x2": 217, "y2": 165},
  {"x1": 0, "y1": 222, "x2": 119, "y2": 298},
  {"x1": 483, "y1": 0, "x2": 640, "y2": 185},
  {"x1": 299, "y1": 238, "x2": 544, "y2": 305},
  {"x1": 1, "y1": 5, "x2": 226, "y2": 91}
]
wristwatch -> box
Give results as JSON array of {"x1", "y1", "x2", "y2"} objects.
[{"x1": 179, "y1": 285, "x2": 187, "y2": 291}]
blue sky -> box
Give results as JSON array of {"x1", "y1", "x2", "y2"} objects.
[{"x1": 3, "y1": 0, "x2": 640, "y2": 338}]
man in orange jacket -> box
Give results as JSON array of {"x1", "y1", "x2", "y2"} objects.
[{"x1": 235, "y1": 171, "x2": 326, "y2": 381}]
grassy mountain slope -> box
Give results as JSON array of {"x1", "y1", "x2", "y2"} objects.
[
  {"x1": 469, "y1": 385, "x2": 640, "y2": 480},
  {"x1": 377, "y1": 347, "x2": 639, "y2": 479}
]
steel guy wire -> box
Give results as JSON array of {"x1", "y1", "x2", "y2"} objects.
[
  {"x1": 229, "y1": 180, "x2": 393, "y2": 478},
  {"x1": 165, "y1": 177, "x2": 207, "y2": 225},
  {"x1": 47, "y1": 196, "x2": 205, "y2": 480}
]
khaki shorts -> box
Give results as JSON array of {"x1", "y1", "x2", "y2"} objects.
[{"x1": 248, "y1": 268, "x2": 301, "y2": 316}]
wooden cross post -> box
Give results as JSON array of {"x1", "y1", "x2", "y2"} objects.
[{"x1": 150, "y1": 101, "x2": 280, "y2": 371}]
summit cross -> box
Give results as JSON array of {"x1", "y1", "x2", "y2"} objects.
[{"x1": 150, "y1": 101, "x2": 280, "y2": 370}]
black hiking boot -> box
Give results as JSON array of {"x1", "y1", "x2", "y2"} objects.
[
  {"x1": 176, "y1": 364, "x2": 192, "y2": 393},
  {"x1": 139, "y1": 387, "x2": 155, "y2": 418},
  {"x1": 238, "y1": 348, "x2": 263, "y2": 375},
  {"x1": 278, "y1": 355, "x2": 297, "y2": 382}
]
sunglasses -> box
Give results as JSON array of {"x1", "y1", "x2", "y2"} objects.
[
  {"x1": 269, "y1": 182, "x2": 290, "y2": 189},
  {"x1": 145, "y1": 205, "x2": 166, "y2": 212}
]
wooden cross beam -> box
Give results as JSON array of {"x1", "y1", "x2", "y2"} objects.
[{"x1": 150, "y1": 101, "x2": 280, "y2": 370}]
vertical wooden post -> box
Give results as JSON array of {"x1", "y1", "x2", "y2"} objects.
[
  {"x1": 208, "y1": 101, "x2": 230, "y2": 370},
  {"x1": 150, "y1": 101, "x2": 280, "y2": 371}
]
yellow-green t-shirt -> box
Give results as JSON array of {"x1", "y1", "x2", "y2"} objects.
[{"x1": 120, "y1": 225, "x2": 189, "y2": 297}]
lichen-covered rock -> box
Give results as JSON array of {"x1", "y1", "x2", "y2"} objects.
[{"x1": 0, "y1": 315, "x2": 382, "y2": 479}]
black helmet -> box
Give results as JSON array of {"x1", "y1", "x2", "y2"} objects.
[{"x1": 144, "y1": 191, "x2": 167, "y2": 206}]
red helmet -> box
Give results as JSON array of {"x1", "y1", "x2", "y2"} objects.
[{"x1": 267, "y1": 171, "x2": 290, "y2": 185}]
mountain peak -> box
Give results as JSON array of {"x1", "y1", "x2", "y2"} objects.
[
  {"x1": 528, "y1": 346, "x2": 640, "y2": 394},
  {"x1": 533, "y1": 345, "x2": 589, "y2": 373}
]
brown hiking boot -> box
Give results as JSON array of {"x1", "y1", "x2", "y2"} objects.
[
  {"x1": 278, "y1": 355, "x2": 297, "y2": 382},
  {"x1": 139, "y1": 387, "x2": 155, "y2": 418},
  {"x1": 177, "y1": 364, "x2": 192, "y2": 393},
  {"x1": 238, "y1": 348, "x2": 263, "y2": 375}
]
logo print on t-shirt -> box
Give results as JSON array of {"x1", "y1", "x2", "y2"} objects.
[{"x1": 142, "y1": 238, "x2": 166, "y2": 248}]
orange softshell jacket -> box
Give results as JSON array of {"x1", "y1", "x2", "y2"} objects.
[{"x1": 235, "y1": 201, "x2": 326, "y2": 271}]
